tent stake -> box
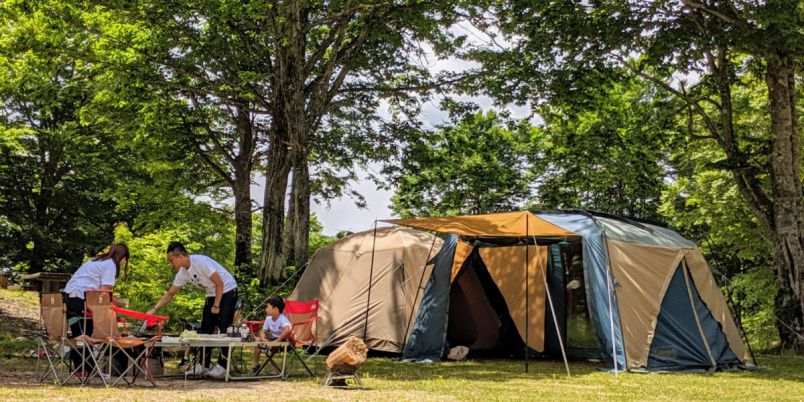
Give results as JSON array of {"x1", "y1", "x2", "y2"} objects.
[{"x1": 364, "y1": 219, "x2": 378, "y2": 343}]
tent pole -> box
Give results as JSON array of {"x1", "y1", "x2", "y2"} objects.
[
  {"x1": 525, "y1": 214, "x2": 529, "y2": 373},
  {"x1": 401, "y1": 235, "x2": 439, "y2": 358},
  {"x1": 364, "y1": 220, "x2": 378, "y2": 343},
  {"x1": 535, "y1": 235, "x2": 571, "y2": 377}
]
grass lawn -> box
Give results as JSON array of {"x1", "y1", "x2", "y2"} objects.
[
  {"x1": 1, "y1": 288, "x2": 802, "y2": 401},
  {"x1": 0, "y1": 353, "x2": 802, "y2": 401}
]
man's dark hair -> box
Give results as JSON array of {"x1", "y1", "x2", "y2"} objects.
[
  {"x1": 266, "y1": 296, "x2": 285, "y2": 314},
  {"x1": 166, "y1": 241, "x2": 188, "y2": 256}
]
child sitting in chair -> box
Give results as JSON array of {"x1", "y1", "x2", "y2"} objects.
[{"x1": 251, "y1": 296, "x2": 292, "y2": 374}]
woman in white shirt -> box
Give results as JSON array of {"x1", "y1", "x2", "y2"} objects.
[{"x1": 62, "y1": 243, "x2": 129, "y2": 375}]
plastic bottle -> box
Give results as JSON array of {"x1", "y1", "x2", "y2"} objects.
[{"x1": 240, "y1": 323, "x2": 249, "y2": 342}]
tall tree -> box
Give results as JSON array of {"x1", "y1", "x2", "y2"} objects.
[
  {"x1": 534, "y1": 76, "x2": 675, "y2": 219},
  {"x1": 0, "y1": 1, "x2": 126, "y2": 273},
  {"x1": 246, "y1": 0, "x2": 461, "y2": 282},
  {"x1": 84, "y1": 1, "x2": 270, "y2": 273},
  {"x1": 390, "y1": 110, "x2": 534, "y2": 216},
  {"x1": 467, "y1": 0, "x2": 804, "y2": 345},
  {"x1": 94, "y1": 0, "x2": 462, "y2": 283}
]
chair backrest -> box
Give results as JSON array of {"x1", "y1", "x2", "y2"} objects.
[
  {"x1": 85, "y1": 290, "x2": 119, "y2": 339},
  {"x1": 285, "y1": 299, "x2": 319, "y2": 347},
  {"x1": 40, "y1": 293, "x2": 67, "y2": 340}
]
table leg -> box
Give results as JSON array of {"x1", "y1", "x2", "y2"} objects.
[{"x1": 225, "y1": 345, "x2": 233, "y2": 382}]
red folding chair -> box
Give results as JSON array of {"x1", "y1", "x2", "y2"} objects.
[
  {"x1": 246, "y1": 299, "x2": 318, "y2": 378},
  {"x1": 283, "y1": 299, "x2": 318, "y2": 377}
]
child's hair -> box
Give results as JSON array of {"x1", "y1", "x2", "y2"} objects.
[{"x1": 266, "y1": 296, "x2": 285, "y2": 314}]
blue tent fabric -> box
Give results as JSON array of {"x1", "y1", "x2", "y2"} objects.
[
  {"x1": 685, "y1": 263, "x2": 741, "y2": 366},
  {"x1": 537, "y1": 213, "x2": 626, "y2": 370},
  {"x1": 402, "y1": 235, "x2": 457, "y2": 361},
  {"x1": 648, "y1": 264, "x2": 713, "y2": 370}
]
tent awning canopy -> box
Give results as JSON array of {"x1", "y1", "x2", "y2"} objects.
[{"x1": 382, "y1": 211, "x2": 577, "y2": 238}]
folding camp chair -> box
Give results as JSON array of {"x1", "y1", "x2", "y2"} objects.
[
  {"x1": 283, "y1": 299, "x2": 318, "y2": 377},
  {"x1": 81, "y1": 290, "x2": 168, "y2": 387},
  {"x1": 245, "y1": 298, "x2": 318, "y2": 378},
  {"x1": 36, "y1": 293, "x2": 72, "y2": 384}
]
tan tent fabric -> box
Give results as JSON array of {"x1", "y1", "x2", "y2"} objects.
[
  {"x1": 291, "y1": 226, "x2": 443, "y2": 352},
  {"x1": 450, "y1": 240, "x2": 474, "y2": 281},
  {"x1": 607, "y1": 240, "x2": 686, "y2": 369},
  {"x1": 383, "y1": 211, "x2": 576, "y2": 237},
  {"x1": 478, "y1": 246, "x2": 548, "y2": 352},
  {"x1": 685, "y1": 249, "x2": 751, "y2": 363}
]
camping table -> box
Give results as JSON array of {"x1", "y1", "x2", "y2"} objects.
[
  {"x1": 177, "y1": 338, "x2": 289, "y2": 382},
  {"x1": 152, "y1": 336, "x2": 187, "y2": 379}
]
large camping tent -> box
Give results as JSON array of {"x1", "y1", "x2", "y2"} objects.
[
  {"x1": 293, "y1": 211, "x2": 754, "y2": 372},
  {"x1": 291, "y1": 226, "x2": 445, "y2": 352}
]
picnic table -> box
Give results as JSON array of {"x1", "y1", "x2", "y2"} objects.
[{"x1": 155, "y1": 335, "x2": 293, "y2": 382}]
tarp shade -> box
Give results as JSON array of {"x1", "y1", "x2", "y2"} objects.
[
  {"x1": 684, "y1": 249, "x2": 750, "y2": 364},
  {"x1": 291, "y1": 226, "x2": 443, "y2": 352},
  {"x1": 383, "y1": 211, "x2": 576, "y2": 237},
  {"x1": 478, "y1": 245, "x2": 548, "y2": 352},
  {"x1": 607, "y1": 240, "x2": 686, "y2": 369}
]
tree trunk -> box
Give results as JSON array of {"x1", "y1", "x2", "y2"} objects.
[
  {"x1": 282, "y1": 166, "x2": 297, "y2": 268},
  {"x1": 765, "y1": 54, "x2": 804, "y2": 346},
  {"x1": 258, "y1": 137, "x2": 292, "y2": 284},
  {"x1": 232, "y1": 108, "x2": 256, "y2": 275},
  {"x1": 232, "y1": 164, "x2": 253, "y2": 273},
  {"x1": 292, "y1": 155, "x2": 310, "y2": 268},
  {"x1": 280, "y1": 149, "x2": 311, "y2": 270}
]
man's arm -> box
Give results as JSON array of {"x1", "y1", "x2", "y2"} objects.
[
  {"x1": 147, "y1": 285, "x2": 181, "y2": 315},
  {"x1": 209, "y1": 272, "x2": 224, "y2": 314}
]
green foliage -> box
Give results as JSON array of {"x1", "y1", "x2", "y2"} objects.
[
  {"x1": 533, "y1": 77, "x2": 675, "y2": 219},
  {"x1": 112, "y1": 214, "x2": 234, "y2": 329},
  {"x1": 0, "y1": 0, "x2": 127, "y2": 273},
  {"x1": 390, "y1": 111, "x2": 535, "y2": 217}
]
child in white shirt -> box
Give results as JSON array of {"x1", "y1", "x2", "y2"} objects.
[{"x1": 251, "y1": 296, "x2": 292, "y2": 373}]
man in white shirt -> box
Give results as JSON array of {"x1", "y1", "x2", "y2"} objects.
[{"x1": 147, "y1": 242, "x2": 238, "y2": 379}]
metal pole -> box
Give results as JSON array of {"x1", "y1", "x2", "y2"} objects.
[
  {"x1": 535, "y1": 235, "x2": 571, "y2": 377},
  {"x1": 363, "y1": 220, "x2": 378, "y2": 342},
  {"x1": 525, "y1": 214, "x2": 529, "y2": 373}
]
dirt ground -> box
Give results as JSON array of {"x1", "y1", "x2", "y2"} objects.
[{"x1": 0, "y1": 289, "x2": 40, "y2": 337}]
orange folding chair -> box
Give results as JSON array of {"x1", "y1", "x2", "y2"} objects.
[
  {"x1": 36, "y1": 293, "x2": 72, "y2": 384},
  {"x1": 80, "y1": 290, "x2": 168, "y2": 387}
]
